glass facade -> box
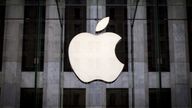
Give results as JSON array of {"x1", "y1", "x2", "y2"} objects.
[{"x1": 0, "y1": 0, "x2": 191, "y2": 108}]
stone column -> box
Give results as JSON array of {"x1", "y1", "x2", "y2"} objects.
[
  {"x1": 0, "y1": 0, "x2": 24, "y2": 108},
  {"x1": 128, "y1": 1, "x2": 147, "y2": 108},
  {"x1": 168, "y1": 0, "x2": 190, "y2": 107},
  {"x1": 43, "y1": 0, "x2": 61, "y2": 108},
  {"x1": 86, "y1": 0, "x2": 106, "y2": 108},
  {"x1": 86, "y1": 82, "x2": 106, "y2": 108}
]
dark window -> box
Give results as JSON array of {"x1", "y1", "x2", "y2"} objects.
[
  {"x1": 64, "y1": 0, "x2": 86, "y2": 71},
  {"x1": 63, "y1": 88, "x2": 86, "y2": 108},
  {"x1": 65, "y1": 0, "x2": 86, "y2": 4},
  {"x1": 147, "y1": 0, "x2": 170, "y2": 72},
  {"x1": 22, "y1": 0, "x2": 45, "y2": 71},
  {"x1": 149, "y1": 88, "x2": 171, "y2": 108},
  {"x1": 106, "y1": 0, "x2": 127, "y2": 5},
  {"x1": 106, "y1": 0, "x2": 128, "y2": 72},
  {"x1": 0, "y1": 0, "x2": 5, "y2": 71},
  {"x1": 20, "y1": 88, "x2": 43, "y2": 108},
  {"x1": 106, "y1": 88, "x2": 129, "y2": 108},
  {"x1": 191, "y1": 88, "x2": 192, "y2": 106},
  {"x1": 187, "y1": 0, "x2": 192, "y2": 71}
]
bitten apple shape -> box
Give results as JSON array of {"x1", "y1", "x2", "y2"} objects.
[{"x1": 68, "y1": 17, "x2": 124, "y2": 83}]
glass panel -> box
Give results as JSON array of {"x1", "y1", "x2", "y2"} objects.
[
  {"x1": 191, "y1": 88, "x2": 192, "y2": 106},
  {"x1": 187, "y1": 0, "x2": 192, "y2": 71},
  {"x1": 22, "y1": 0, "x2": 45, "y2": 71},
  {"x1": 20, "y1": 88, "x2": 43, "y2": 108},
  {"x1": 63, "y1": 88, "x2": 86, "y2": 108},
  {"x1": 0, "y1": 0, "x2": 5, "y2": 71},
  {"x1": 106, "y1": 0, "x2": 127, "y2": 5},
  {"x1": 106, "y1": 88, "x2": 129, "y2": 108},
  {"x1": 147, "y1": 0, "x2": 170, "y2": 72},
  {"x1": 149, "y1": 88, "x2": 172, "y2": 108}
]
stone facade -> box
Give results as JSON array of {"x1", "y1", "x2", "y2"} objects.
[{"x1": 0, "y1": 0, "x2": 191, "y2": 108}]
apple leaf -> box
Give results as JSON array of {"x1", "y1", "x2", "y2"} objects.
[{"x1": 96, "y1": 17, "x2": 110, "y2": 32}]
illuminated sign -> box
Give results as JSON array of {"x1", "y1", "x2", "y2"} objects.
[{"x1": 68, "y1": 17, "x2": 124, "y2": 83}]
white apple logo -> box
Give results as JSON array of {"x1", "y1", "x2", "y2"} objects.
[{"x1": 68, "y1": 17, "x2": 124, "y2": 83}]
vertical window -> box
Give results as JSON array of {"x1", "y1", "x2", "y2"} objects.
[
  {"x1": 187, "y1": 0, "x2": 192, "y2": 71},
  {"x1": 106, "y1": 0, "x2": 128, "y2": 72},
  {"x1": 20, "y1": 88, "x2": 43, "y2": 108},
  {"x1": 64, "y1": 0, "x2": 86, "y2": 72},
  {"x1": 0, "y1": 0, "x2": 5, "y2": 71},
  {"x1": 106, "y1": 88, "x2": 129, "y2": 108},
  {"x1": 149, "y1": 88, "x2": 171, "y2": 108},
  {"x1": 191, "y1": 88, "x2": 192, "y2": 106},
  {"x1": 63, "y1": 88, "x2": 86, "y2": 108},
  {"x1": 147, "y1": 0, "x2": 170, "y2": 72},
  {"x1": 22, "y1": 0, "x2": 45, "y2": 71}
]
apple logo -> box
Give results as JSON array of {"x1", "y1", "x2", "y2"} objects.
[{"x1": 68, "y1": 17, "x2": 124, "y2": 83}]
